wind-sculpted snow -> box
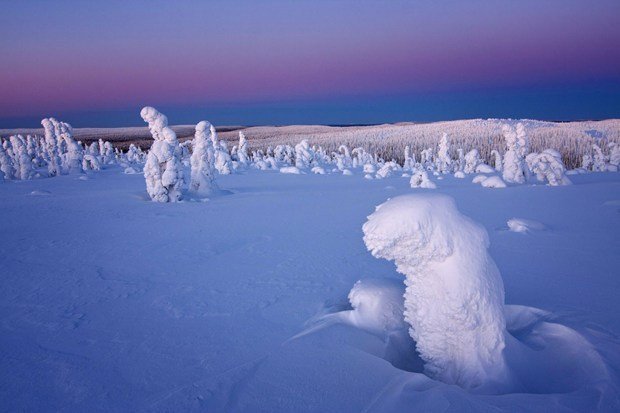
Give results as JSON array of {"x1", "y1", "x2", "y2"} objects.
[
  {"x1": 362, "y1": 194, "x2": 509, "y2": 390},
  {"x1": 0, "y1": 167, "x2": 619, "y2": 411}
]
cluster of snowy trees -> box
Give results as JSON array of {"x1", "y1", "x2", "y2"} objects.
[
  {"x1": 225, "y1": 119, "x2": 620, "y2": 170},
  {"x1": 0, "y1": 118, "x2": 144, "y2": 181},
  {"x1": 133, "y1": 108, "x2": 619, "y2": 201},
  {"x1": 4, "y1": 111, "x2": 618, "y2": 198}
]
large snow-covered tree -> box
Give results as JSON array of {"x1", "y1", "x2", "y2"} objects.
[
  {"x1": 141, "y1": 106, "x2": 184, "y2": 202},
  {"x1": 363, "y1": 194, "x2": 509, "y2": 389}
]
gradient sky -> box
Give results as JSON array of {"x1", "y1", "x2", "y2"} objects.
[{"x1": 1, "y1": 0, "x2": 620, "y2": 127}]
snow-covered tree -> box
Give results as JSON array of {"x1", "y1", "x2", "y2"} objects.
[
  {"x1": 0, "y1": 141, "x2": 15, "y2": 180},
  {"x1": 189, "y1": 121, "x2": 218, "y2": 196},
  {"x1": 403, "y1": 145, "x2": 415, "y2": 171},
  {"x1": 456, "y1": 148, "x2": 465, "y2": 172},
  {"x1": 209, "y1": 125, "x2": 232, "y2": 175},
  {"x1": 502, "y1": 123, "x2": 529, "y2": 184},
  {"x1": 58, "y1": 122, "x2": 84, "y2": 174},
  {"x1": 41, "y1": 118, "x2": 63, "y2": 176},
  {"x1": 435, "y1": 133, "x2": 452, "y2": 174},
  {"x1": 141, "y1": 106, "x2": 184, "y2": 202},
  {"x1": 295, "y1": 140, "x2": 315, "y2": 169},
  {"x1": 362, "y1": 194, "x2": 508, "y2": 389},
  {"x1": 491, "y1": 150, "x2": 502, "y2": 172},
  {"x1": 352, "y1": 147, "x2": 374, "y2": 168},
  {"x1": 420, "y1": 148, "x2": 434, "y2": 171},
  {"x1": 609, "y1": 142, "x2": 620, "y2": 171},
  {"x1": 236, "y1": 132, "x2": 250, "y2": 166},
  {"x1": 592, "y1": 144, "x2": 607, "y2": 172},
  {"x1": 526, "y1": 149, "x2": 572, "y2": 186},
  {"x1": 463, "y1": 149, "x2": 481, "y2": 174},
  {"x1": 9, "y1": 135, "x2": 35, "y2": 180},
  {"x1": 102, "y1": 141, "x2": 115, "y2": 165},
  {"x1": 409, "y1": 170, "x2": 436, "y2": 189}
]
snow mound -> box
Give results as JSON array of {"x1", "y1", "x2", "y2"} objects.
[
  {"x1": 345, "y1": 279, "x2": 408, "y2": 335},
  {"x1": 364, "y1": 174, "x2": 374, "y2": 179},
  {"x1": 507, "y1": 218, "x2": 546, "y2": 233},
  {"x1": 475, "y1": 163, "x2": 495, "y2": 174},
  {"x1": 409, "y1": 171, "x2": 436, "y2": 189},
  {"x1": 481, "y1": 176, "x2": 507, "y2": 188},
  {"x1": 280, "y1": 166, "x2": 302, "y2": 174},
  {"x1": 311, "y1": 166, "x2": 325, "y2": 175},
  {"x1": 363, "y1": 194, "x2": 509, "y2": 390},
  {"x1": 472, "y1": 174, "x2": 487, "y2": 184},
  {"x1": 29, "y1": 190, "x2": 51, "y2": 196},
  {"x1": 342, "y1": 169, "x2": 353, "y2": 176},
  {"x1": 454, "y1": 171, "x2": 465, "y2": 179}
]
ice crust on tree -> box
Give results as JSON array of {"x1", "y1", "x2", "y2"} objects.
[{"x1": 362, "y1": 194, "x2": 509, "y2": 389}]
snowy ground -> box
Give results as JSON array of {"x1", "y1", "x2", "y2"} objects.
[{"x1": 1, "y1": 168, "x2": 619, "y2": 412}]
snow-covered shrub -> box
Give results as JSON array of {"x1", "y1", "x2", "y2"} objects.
[
  {"x1": 295, "y1": 140, "x2": 315, "y2": 169},
  {"x1": 420, "y1": 148, "x2": 434, "y2": 171},
  {"x1": 209, "y1": 125, "x2": 232, "y2": 175},
  {"x1": 362, "y1": 194, "x2": 508, "y2": 389},
  {"x1": 475, "y1": 163, "x2": 495, "y2": 174},
  {"x1": 236, "y1": 132, "x2": 250, "y2": 166},
  {"x1": 280, "y1": 166, "x2": 301, "y2": 174},
  {"x1": 102, "y1": 141, "x2": 115, "y2": 165},
  {"x1": 274, "y1": 145, "x2": 294, "y2": 165},
  {"x1": 352, "y1": 147, "x2": 374, "y2": 167},
  {"x1": 409, "y1": 170, "x2": 436, "y2": 189},
  {"x1": 507, "y1": 218, "x2": 546, "y2": 233},
  {"x1": 403, "y1": 145, "x2": 415, "y2": 171},
  {"x1": 454, "y1": 171, "x2": 465, "y2": 179},
  {"x1": 58, "y1": 122, "x2": 84, "y2": 174},
  {"x1": 363, "y1": 163, "x2": 376, "y2": 174},
  {"x1": 502, "y1": 123, "x2": 529, "y2": 184},
  {"x1": 189, "y1": 121, "x2": 218, "y2": 196},
  {"x1": 375, "y1": 161, "x2": 400, "y2": 179},
  {"x1": 464, "y1": 149, "x2": 482, "y2": 174},
  {"x1": 592, "y1": 144, "x2": 607, "y2": 172},
  {"x1": 141, "y1": 106, "x2": 184, "y2": 202},
  {"x1": 480, "y1": 176, "x2": 507, "y2": 188},
  {"x1": 335, "y1": 145, "x2": 353, "y2": 170},
  {"x1": 526, "y1": 149, "x2": 571, "y2": 186},
  {"x1": 82, "y1": 154, "x2": 101, "y2": 171},
  {"x1": 435, "y1": 133, "x2": 452, "y2": 174}
]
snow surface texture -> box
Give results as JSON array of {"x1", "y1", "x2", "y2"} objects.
[
  {"x1": 1, "y1": 132, "x2": 620, "y2": 411},
  {"x1": 362, "y1": 194, "x2": 509, "y2": 390}
]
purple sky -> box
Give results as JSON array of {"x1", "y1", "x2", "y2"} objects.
[{"x1": 1, "y1": 0, "x2": 619, "y2": 126}]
